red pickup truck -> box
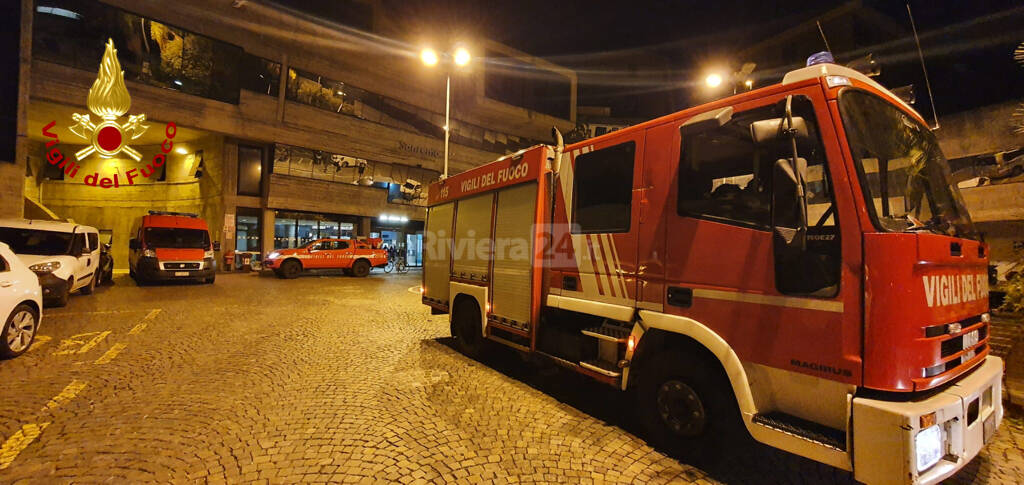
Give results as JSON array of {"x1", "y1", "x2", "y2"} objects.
[{"x1": 264, "y1": 238, "x2": 387, "y2": 278}]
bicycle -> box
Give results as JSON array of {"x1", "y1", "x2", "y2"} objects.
[
  {"x1": 395, "y1": 256, "x2": 409, "y2": 274},
  {"x1": 383, "y1": 257, "x2": 395, "y2": 273}
]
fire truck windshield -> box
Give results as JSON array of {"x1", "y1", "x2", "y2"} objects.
[{"x1": 839, "y1": 90, "x2": 976, "y2": 239}]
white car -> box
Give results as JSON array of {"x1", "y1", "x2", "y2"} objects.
[
  {"x1": 0, "y1": 242, "x2": 42, "y2": 359},
  {"x1": 0, "y1": 219, "x2": 100, "y2": 307}
]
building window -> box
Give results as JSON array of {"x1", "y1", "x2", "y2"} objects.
[
  {"x1": 237, "y1": 145, "x2": 263, "y2": 196},
  {"x1": 572, "y1": 142, "x2": 635, "y2": 233},
  {"x1": 239, "y1": 54, "x2": 281, "y2": 97},
  {"x1": 32, "y1": 0, "x2": 243, "y2": 104},
  {"x1": 297, "y1": 219, "x2": 318, "y2": 246},
  {"x1": 235, "y1": 208, "x2": 261, "y2": 253},
  {"x1": 274, "y1": 217, "x2": 297, "y2": 249}
]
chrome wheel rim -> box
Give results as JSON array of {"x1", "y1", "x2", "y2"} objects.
[
  {"x1": 656, "y1": 380, "x2": 706, "y2": 437},
  {"x1": 6, "y1": 310, "x2": 36, "y2": 353}
]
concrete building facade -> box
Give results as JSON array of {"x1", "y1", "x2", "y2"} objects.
[{"x1": 5, "y1": 0, "x2": 577, "y2": 270}]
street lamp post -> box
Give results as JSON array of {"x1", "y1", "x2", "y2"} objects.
[{"x1": 421, "y1": 46, "x2": 470, "y2": 179}]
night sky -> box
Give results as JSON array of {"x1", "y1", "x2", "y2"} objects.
[{"x1": 281, "y1": 0, "x2": 1022, "y2": 119}]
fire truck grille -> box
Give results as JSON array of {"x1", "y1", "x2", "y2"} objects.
[
  {"x1": 924, "y1": 343, "x2": 987, "y2": 378},
  {"x1": 940, "y1": 325, "x2": 988, "y2": 358},
  {"x1": 164, "y1": 262, "x2": 201, "y2": 270},
  {"x1": 924, "y1": 315, "x2": 983, "y2": 338}
]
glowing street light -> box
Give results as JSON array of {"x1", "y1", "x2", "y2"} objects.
[
  {"x1": 420, "y1": 48, "x2": 438, "y2": 67},
  {"x1": 705, "y1": 73, "x2": 723, "y2": 88},
  {"x1": 420, "y1": 45, "x2": 472, "y2": 179},
  {"x1": 453, "y1": 47, "x2": 471, "y2": 67}
]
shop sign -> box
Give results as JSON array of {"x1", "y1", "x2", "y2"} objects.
[
  {"x1": 397, "y1": 141, "x2": 441, "y2": 160},
  {"x1": 41, "y1": 39, "x2": 177, "y2": 188}
]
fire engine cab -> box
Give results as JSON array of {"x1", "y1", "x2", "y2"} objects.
[{"x1": 422, "y1": 62, "x2": 1003, "y2": 484}]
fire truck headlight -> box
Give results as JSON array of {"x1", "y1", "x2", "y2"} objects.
[
  {"x1": 142, "y1": 249, "x2": 156, "y2": 258},
  {"x1": 915, "y1": 424, "x2": 943, "y2": 472}
]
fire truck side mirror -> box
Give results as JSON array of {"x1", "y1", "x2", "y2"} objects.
[
  {"x1": 129, "y1": 238, "x2": 140, "y2": 250},
  {"x1": 771, "y1": 157, "x2": 808, "y2": 252}
]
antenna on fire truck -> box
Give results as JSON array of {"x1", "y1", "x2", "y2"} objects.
[
  {"x1": 907, "y1": 3, "x2": 940, "y2": 130},
  {"x1": 815, "y1": 21, "x2": 832, "y2": 53}
]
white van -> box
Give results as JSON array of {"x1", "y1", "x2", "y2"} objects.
[{"x1": 0, "y1": 219, "x2": 101, "y2": 307}]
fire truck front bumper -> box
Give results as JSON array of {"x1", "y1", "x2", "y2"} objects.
[{"x1": 851, "y1": 356, "x2": 1003, "y2": 485}]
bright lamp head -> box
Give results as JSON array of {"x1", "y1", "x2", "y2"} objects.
[
  {"x1": 453, "y1": 47, "x2": 471, "y2": 67},
  {"x1": 420, "y1": 48, "x2": 438, "y2": 67},
  {"x1": 705, "y1": 73, "x2": 723, "y2": 88}
]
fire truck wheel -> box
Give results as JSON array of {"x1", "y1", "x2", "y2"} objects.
[
  {"x1": 637, "y1": 352, "x2": 742, "y2": 458},
  {"x1": 280, "y1": 260, "x2": 302, "y2": 279},
  {"x1": 451, "y1": 300, "x2": 484, "y2": 358},
  {"x1": 352, "y1": 260, "x2": 371, "y2": 277}
]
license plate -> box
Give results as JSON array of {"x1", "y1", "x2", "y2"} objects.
[
  {"x1": 174, "y1": 271, "x2": 189, "y2": 276},
  {"x1": 962, "y1": 349, "x2": 976, "y2": 364},
  {"x1": 983, "y1": 414, "x2": 995, "y2": 443},
  {"x1": 963, "y1": 330, "x2": 979, "y2": 349}
]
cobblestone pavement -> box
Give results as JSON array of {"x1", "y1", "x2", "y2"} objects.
[{"x1": 0, "y1": 271, "x2": 1022, "y2": 484}]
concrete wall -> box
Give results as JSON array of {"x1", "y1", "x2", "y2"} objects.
[
  {"x1": 936, "y1": 100, "x2": 1024, "y2": 159},
  {"x1": 266, "y1": 174, "x2": 422, "y2": 221}
]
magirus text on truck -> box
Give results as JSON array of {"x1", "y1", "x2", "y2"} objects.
[{"x1": 422, "y1": 58, "x2": 1002, "y2": 484}]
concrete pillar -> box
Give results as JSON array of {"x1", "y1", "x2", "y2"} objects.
[
  {"x1": 0, "y1": 0, "x2": 33, "y2": 218},
  {"x1": 358, "y1": 216, "x2": 372, "y2": 237},
  {"x1": 262, "y1": 208, "x2": 275, "y2": 258}
]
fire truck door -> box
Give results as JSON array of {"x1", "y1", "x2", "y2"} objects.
[{"x1": 557, "y1": 134, "x2": 645, "y2": 310}]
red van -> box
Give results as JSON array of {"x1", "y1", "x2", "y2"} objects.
[{"x1": 128, "y1": 211, "x2": 218, "y2": 284}]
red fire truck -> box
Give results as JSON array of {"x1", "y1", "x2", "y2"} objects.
[{"x1": 422, "y1": 62, "x2": 1003, "y2": 484}]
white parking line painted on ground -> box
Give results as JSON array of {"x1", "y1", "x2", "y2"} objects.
[
  {"x1": 93, "y1": 343, "x2": 127, "y2": 365},
  {"x1": 42, "y1": 380, "x2": 87, "y2": 412},
  {"x1": 408, "y1": 285, "x2": 422, "y2": 294},
  {"x1": 0, "y1": 422, "x2": 50, "y2": 470}
]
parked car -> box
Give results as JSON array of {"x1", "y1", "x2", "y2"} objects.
[
  {"x1": 264, "y1": 237, "x2": 387, "y2": 278},
  {"x1": 129, "y1": 211, "x2": 218, "y2": 285},
  {"x1": 0, "y1": 242, "x2": 43, "y2": 359},
  {"x1": 0, "y1": 219, "x2": 100, "y2": 307}
]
